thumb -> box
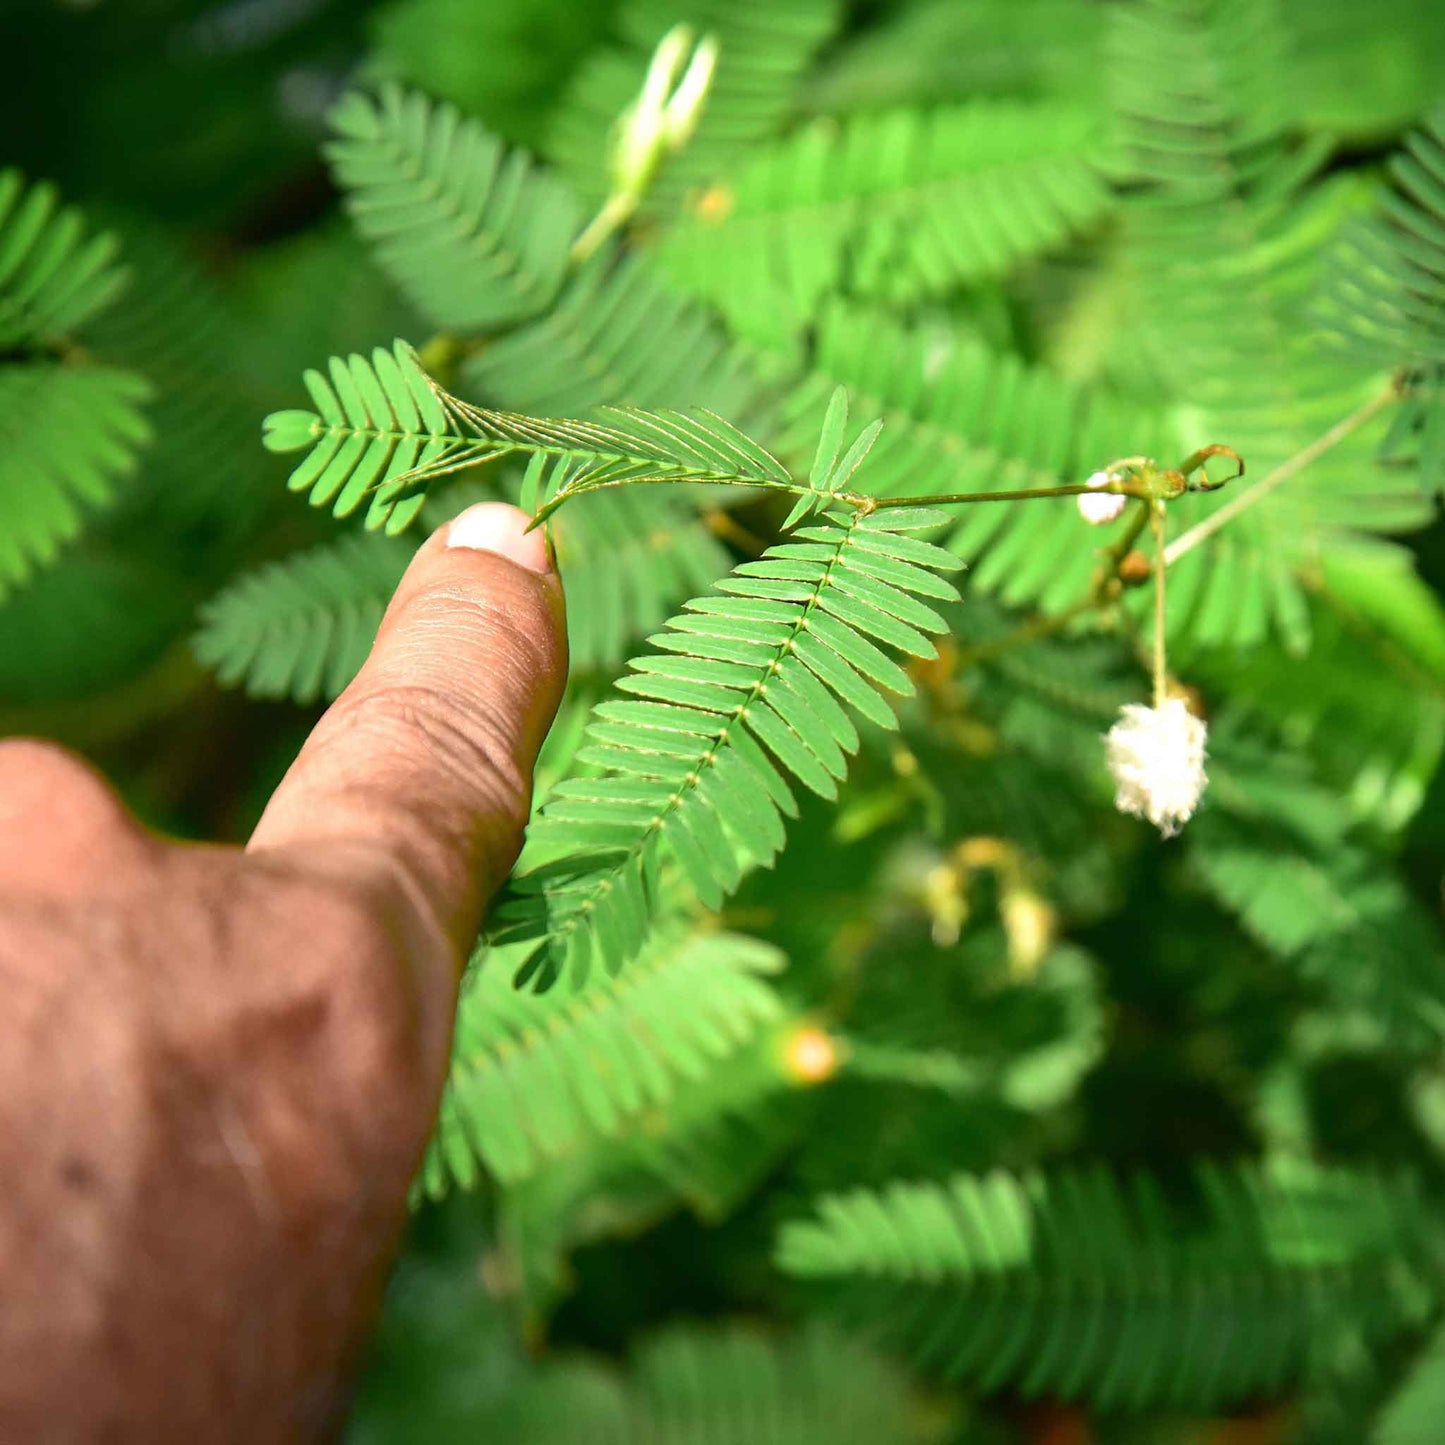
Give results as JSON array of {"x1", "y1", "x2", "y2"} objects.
[{"x1": 248, "y1": 502, "x2": 567, "y2": 954}]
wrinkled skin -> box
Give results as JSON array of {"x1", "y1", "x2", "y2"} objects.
[{"x1": 0, "y1": 505, "x2": 566, "y2": 1442}]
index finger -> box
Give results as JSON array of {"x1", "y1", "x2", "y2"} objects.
[{"x1": 247, "y1": 503, "x2": 567, "y2": 955}]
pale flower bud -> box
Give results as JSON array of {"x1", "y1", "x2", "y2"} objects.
[
  {"x1": 1104, "y1": 698, "x2": 1208, "y2": 836},
  {"x1": 1077, "y1": 469, "x2": 1127, "y2": 525},
  {"x1": 639, "y1": 26, "x2": 691, "y2": 118},
  {"x1": 611, "y1": 27, "x2": 718, "y2": 197},
  {"x1": 662, "y1": 35, "x2": 718, "y2": 149}
]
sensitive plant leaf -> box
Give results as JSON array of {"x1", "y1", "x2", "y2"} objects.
[
  {"x1": 1321, "y1": 106, "x2": 1445, "y2": 495},
  {"x1": 1107, "y1": 0, "x2": 1433, "y2": 650},
  {"x1": 0, "y1": 364, "x2": 151, "y2": 597},
  {"x1": 660, "y1": 101, "x2": 1112, "y2": 334},
  {"x1": 552, "y1": 487, "x2": 733, "y2": 673},
  {"x1": 261, "y1": 340, "x2": 467, "y2": 533},
  {"x1": 263, "y1": 340, "x2": 805, "y2": 533},
  {"x1": 495, "y1": 507, "x2": 961, "y2": 991},
  {"x1": 1321, "y1": 106, "x2": 1445, "y2": 373},
  {"x1": 462, "y1": 247, "x2": 768, "y2": 421},
  {"x1": 778, "y1": 1160, "x2": 1437, "y2": 1411},
  {"x1": 483, "y1": 1324, "x2": 948, "y2": 1445},
  {"x1": 0, "y1": 170, "x2": 128, "y2": 349},
  {"x1": 425, "y1": 924, "x2": 786, "y2": 1191},
  {"x1": 784, "y1": 386, "x2": 882, "y2": 529},
  {"x1": 328, "y1": 85, "x2": 580, "y2": 331},
  {"x1": 194, "y1": 532, "x2": 413, "y2": 703}
]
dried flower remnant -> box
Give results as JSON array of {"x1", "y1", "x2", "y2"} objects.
[{"x1": 1105, "y1": 698, "x2": 1208, "y2": 836}]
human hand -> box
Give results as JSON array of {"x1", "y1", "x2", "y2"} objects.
[{"x1": 0, "y1": 504, "x2": 566, "y2": 1442}]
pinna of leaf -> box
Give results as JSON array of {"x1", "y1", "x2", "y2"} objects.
[
  {"x1": 262, "y1": 345, "x2": 1244, "y2": 986},
  {"x1": 262, "y1": 340, "x2": 1235, "y2": 534}
]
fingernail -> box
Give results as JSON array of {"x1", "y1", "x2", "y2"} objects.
[{"x1": 446, "y1": 502, "x2": 551, "y2": 575}]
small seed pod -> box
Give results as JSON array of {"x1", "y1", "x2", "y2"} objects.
[{"x1": 1118, "y1": 551, "x2": 1153, "y2": 586}]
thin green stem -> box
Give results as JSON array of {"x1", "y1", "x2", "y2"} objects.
[
  {"x1": 532, "y1": 474, "x2": 801, "y2": 528},
  {"x1": 536, "y1": 477, "x2": 1136, "y2": 527},
  {"x1": 1105, "y1": 501, "x2": 1152, "y2": 573},
  {"x1": 570, "y1": 192, "x2": 637, "y2": 265},
  {"x1": 1163, "y1": 382, "x2": 1398, "y2": 566},
  {"x1": 1150, "y1": 501, "x2": 1167, "y2": 707},
  {"x1": 874, "y1": 481, "x2": 1134, "y2": 510}
]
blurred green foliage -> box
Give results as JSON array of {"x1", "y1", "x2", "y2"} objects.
[{"x1": 5, "y1": 1, "x2": 1445, "y2": 1441}]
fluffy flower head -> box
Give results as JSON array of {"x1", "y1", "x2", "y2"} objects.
[
  {"x1": 1077, "y1": 469, "x2": 1127, "y2": 526},
  {"x1": 1104, "y1": 698, "x2": 1208, "y2": 836}
]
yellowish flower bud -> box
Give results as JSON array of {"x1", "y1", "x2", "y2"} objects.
[
  {"x1": 782, "y1": 1025, "x2": 841, "y2": 1085},
  {"x1": 610, "y1": 26, "x2": 718, "y2": 198},
  {"x1": 1000, "y1": 885, "x2": 1056, "y2": 979}
]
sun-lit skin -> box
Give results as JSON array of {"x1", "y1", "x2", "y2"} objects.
[{"x1": 0, "y1": 504, "x2": 566, "y2": 1441}]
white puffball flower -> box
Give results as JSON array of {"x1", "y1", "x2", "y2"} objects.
[
  {"x1": 1077, "y1": 470, "x2": 1127, "y2": 526},
  {"x1": 1104, "y1": 698, "x2": 1208, "y2": 836}
]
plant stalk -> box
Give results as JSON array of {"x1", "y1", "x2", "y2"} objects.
[
  {"x1": 1163, "y1": 383, "x2": 1398, "y2": 566},
  {"x1": 874, "y1": 481, "x2": 1132, "y2": 510},
  {"x1": 1150, "y1": 501, "x2": 1167, "y2": 706},
  {"x1": 570, "y1": 193, "x2": 637, "y2": 265}
]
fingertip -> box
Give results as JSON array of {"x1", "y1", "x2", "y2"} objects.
[
  {"x1": 445, "y1": 502, "x2": 551, "y2": 576},
  {"x1": 249, "y1": 498, "x2": 568, "y2": 953}
]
